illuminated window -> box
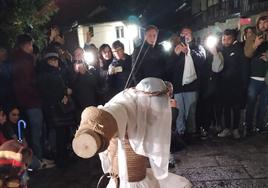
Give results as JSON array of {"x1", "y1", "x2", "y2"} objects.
[{"x1": 116, "y1": 26, "x2": 124, "y2": 38}]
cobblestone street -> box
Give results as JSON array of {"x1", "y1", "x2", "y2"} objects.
[{"x1": 29, "y1": 134, "x2": 268, "y2": 188}]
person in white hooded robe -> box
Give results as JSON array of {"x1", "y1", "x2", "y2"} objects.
[{"x1": 72, "y1": 77, "x2": 192, "y2": 188}]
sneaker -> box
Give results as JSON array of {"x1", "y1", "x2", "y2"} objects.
[
  {"x1": 200, "y1": 127, "x2": 208, "y2": 140},
  {"x1": 218, "y1": 128, "x2": 231, "y2": 137},
  {"x1": 39, "y1": 159, "x2": 55, "y2": 169},
  {"x1": 39, "y1": 162, "x2": 55, "y2": 169},
  {"x1": 258, "y1": 125, "x2": 268, "y2": 134},
  {"x1": 232, "y1": 129, "x2": 240, "y2": 139}
]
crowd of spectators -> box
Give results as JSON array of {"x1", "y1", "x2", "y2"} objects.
[{"x1": 0, "y1": 11, "x2": 267, "y2": 174}]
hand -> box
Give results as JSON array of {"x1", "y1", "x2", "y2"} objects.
[
  {"x1": 62, "y1": 95, "x2": 68, "y2": 104},
  {"x1": 62, "y1": 50, "x2": 72, "y2": 61},
  {"x1": 55, "y1": 35, "x2": 64, "y2": 45},
  {"x1": 260, "y1": 52, "x2": 268, "y2": 62},
  {"x1": 253, "y1": 35, "x2": 264, "y2": 49},
  {"x1": 0, "y1": 111, "x2": 6, "y2": 125},
  {"x1": 174, "y1": 43, "x2": 188, "y2": 55},
  {"x1": 170, "y1": 99, "x2": 177, "y2": 108},
  {"x1": 108, "y1": 66, "x2": 115, "y2": 75},
  {"x1": 49, "y1": 28, "x2": 58, "y2": 42},
  {"x1": 67, "y1": 88, "x2": 73, "y2": 95},
  {"x1": 86, "y1": 31, "x2": 93, "y2": 43}
]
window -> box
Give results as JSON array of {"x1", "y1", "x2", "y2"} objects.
[{"x1": 116, "y1": 26, "x2": 124, "y2": 38}]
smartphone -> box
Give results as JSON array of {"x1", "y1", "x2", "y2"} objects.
[
  {"x1": 114, "y1": 66, "x2": 123, "y2": 73},
  {"x1": 180, "y1": 36, "x2": 186, "y2": 45},
  {"x1": 88, "y1": 26, "x2": 94, "y2": 37}
]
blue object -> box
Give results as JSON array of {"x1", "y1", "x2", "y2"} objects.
[{"x1": 17, "y1": 120, "x2": 26, "y2": 143}]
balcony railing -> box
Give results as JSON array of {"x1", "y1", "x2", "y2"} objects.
[{"x1": 192, "y1": 0, "x2": 268, "y2": 30}]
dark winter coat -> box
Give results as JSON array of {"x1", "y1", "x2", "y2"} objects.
[
  {"x1": 107, "y1": 54, "x2": 132, "y2": 96},
  {"x1": 37, "y1": 63, "x2": 66, "y2": 106},
  {"x1": 198, "y1": 50, "x2": 224, "y2": 99},
  {"x1": 37, "y1": 62, "x2": 76, "y2": 128},
  {"x1": 71, "y1": 67, "x2": 101, "y2": 111},
  {"x1": 132, "y1": 43, "x2": 167, "y2": 85},
  {"x1": 220, "y1": 41, "x2": 248, "y2": 105},
  {"x1": 12, "y1": 49, "x2": 42, "y2": 109},
  {"x1": 166, "y1": 43, "x2": 206, "y2": 94}
]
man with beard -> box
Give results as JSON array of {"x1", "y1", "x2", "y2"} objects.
[
  {"x1": 166, "y1": 27, "x2": 206, "y2": 137},
  {"x1": 217, "y1": 29, "x2": 247, "y2": 139}
]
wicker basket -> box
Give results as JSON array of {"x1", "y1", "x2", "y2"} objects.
[
  {"x1": 108, "y1": 137, "x2": 147, "y2": 182},
  {"x1": 73, "y1": 107, "x2": 118, "y2": 158},
  {"x1": 80, "y1": 106, "x2": 117, "y2": 140}
]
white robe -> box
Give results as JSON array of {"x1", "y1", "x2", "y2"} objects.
[{"x1": 98, "y1": 85, "x2": 192, "y2": 188}]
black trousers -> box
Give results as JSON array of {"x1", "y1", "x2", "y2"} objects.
[{"x1": 55, "y1": 126, "x2": 70, "y2": 166}]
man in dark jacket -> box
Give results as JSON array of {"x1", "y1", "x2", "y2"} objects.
[
  {"x1": 108, "y1": 40, "x2": 132, "y2": 97},
  {"x1": 196, "y1": 41, "x2": 224, "y2": 139},
  {"x1": 12, "y1": 34, "x2": 50, "y2": 166},
  {"x1": 131, "y1": 25, "x2": 167, "y2": 86},
  {"x1": 167, "y1": 27, "x2": 206, "y2": 135},
  {"x1": 217, "y1": 29, "x2": 248, "y2": 139}
]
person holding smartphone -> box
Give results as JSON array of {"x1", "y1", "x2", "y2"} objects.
[
  {"x1": 107, "y1": 40, "x2": 132, "y2": 98},
  {"x1": 244, "y1": 12, "x2": 268, "y2": 135},
  {"x1": 166, "y1": 27, "x2": 206, "y2": 138}
]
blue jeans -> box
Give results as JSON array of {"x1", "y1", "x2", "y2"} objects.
[
  {"x1": 25, "y1": 108, "x2": 44, "y2": 159},
  {"x1": 174, "y1": 92, "x2": 198, "y2": 134},
  {"x1": 246, "y1": 79, "x2": 268, "y2": 130}
]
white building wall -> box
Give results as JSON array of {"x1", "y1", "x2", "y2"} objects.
[
  {"x1": 78, "y1": 21, "x2": 136, "y2": 55},
  {"x1": 193, "y1": 14, "x2": 259, "y2": 44}
]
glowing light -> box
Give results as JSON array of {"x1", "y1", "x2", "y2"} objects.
[
  {"x1": 84, "y1": 51, "x2": 95, "y2": 64},
  {"x1": 127, "y1": 24, "x2": 138, "y2": 40},
  {"x1": 205, "y1": 35, "x2": 218, "y2": 49},
  {"x1": 162, "y1": 41, "x2": 172, "y2": 51}
]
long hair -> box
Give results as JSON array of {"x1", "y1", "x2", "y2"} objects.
[{"x1": 99, "y1": 44, "x2": 113, "y2": 69}]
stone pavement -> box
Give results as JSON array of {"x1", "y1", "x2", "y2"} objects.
[{"x1": 29, "y1": 134, "x2": 268, "y2": 188}]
